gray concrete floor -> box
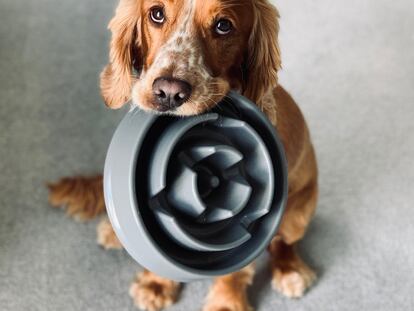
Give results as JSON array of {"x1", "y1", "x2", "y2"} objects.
[{"x1": 1, "y1": 0, "x2": 414, "y2": 310}]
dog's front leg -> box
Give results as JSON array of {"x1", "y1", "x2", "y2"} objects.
[
  {"x1": 96, "y1": 217, "x2": 123, "y2": 249},
  {"x1": 129, "y1": 270, "x2": 181, "y2": 311},
  {"x1": 97, "y1": 219, "x2": 181, "y2": 311},
  {"x1": 202, "y1": 264, "x2": 255, "y2": 311},
  {"x1": 269, "y1": 169, "x2": 318, "y2": 298}
]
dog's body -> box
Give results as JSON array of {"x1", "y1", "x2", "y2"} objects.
[{"x1": 48, "y1": 1, "x2": 318, "y2": 310}]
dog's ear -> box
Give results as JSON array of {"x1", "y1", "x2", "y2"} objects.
[
  {"x1": 100, "y1": 0, "x2": 142, "y2": 109},
  {"x1": 243, "y1": 0, "x2": 281, "y2": 103}
]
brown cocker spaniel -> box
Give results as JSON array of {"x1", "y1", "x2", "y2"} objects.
[{"x1": 48, "y1": 1, "x2": 318, "y2": 310}]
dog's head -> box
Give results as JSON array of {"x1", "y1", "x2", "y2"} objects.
[{"x1": 100, "y1": 0, "x2": 281, "y2": 115}]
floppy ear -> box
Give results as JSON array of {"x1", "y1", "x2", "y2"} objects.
[
  {"x1": 243, "y1": 0, "x2": 281, "y2": 103},
  {"x1": 100, "y1": 0, "x2": 142, "y2": 109}
]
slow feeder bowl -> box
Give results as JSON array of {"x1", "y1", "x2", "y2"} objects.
[{"x1": 104, "y1": 91, "x2": 288, "y2": 282}]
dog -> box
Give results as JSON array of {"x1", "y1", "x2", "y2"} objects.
[{"x1": 48, "y1": 0, "x2": 318, "y2": 310}]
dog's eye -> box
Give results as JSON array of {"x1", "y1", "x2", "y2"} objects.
[
  {"x1": 215, "y1": 19, "x2": 233, "y2": 35},
  {"x1": 150, "y1": 7, "x2": 165, "y2": 24}
]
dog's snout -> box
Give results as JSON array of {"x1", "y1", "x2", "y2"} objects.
[{"x1": 152, "y1": 77, "x2": 192, "y2": 110}]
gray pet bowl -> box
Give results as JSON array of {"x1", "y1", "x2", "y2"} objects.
[{"x1": 104, "y1": 91, "x2": 288, "y2": 282}]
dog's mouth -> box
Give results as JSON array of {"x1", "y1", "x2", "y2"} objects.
[
  {"x1": 141, "y1": 92, "x2": 228, "y2": 116},
  {"x1": 133, "y1": 75, "x2": 231, "y2": 116}
]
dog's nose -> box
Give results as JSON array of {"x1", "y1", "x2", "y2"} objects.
[{"x1": 152, "y1": 77, "x2": 192, "y2": 110}]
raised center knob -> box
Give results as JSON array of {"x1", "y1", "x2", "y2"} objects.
[
  {"x1": 196, "y1": 166, "x2": 220, "y2": 199},
  {"x1": 209, "y1": 176, "x2": 220, "y2": 188}
]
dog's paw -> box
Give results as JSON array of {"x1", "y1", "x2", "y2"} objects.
[
  {"x1": 47, "y1": 175, "x2": 104, "y2": 221},
  {"x1": 202, "y1": 300, "x2": 253, "y2": 311},
  {"x1": 96, "y1": 218, "x2": 122, "y2": 250},
  {"x1": 202, "y1": 286, "x2": 253, "y2": 311},
  {"x1": 272, "y1": 264, "x2": 316, "y2": 298},
  {"x1": 203, "y1": 264, "x2": 254, "y2": 311},
  {"x1": 129, "y1": 271, "x2": 180, "y2": 311}
]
